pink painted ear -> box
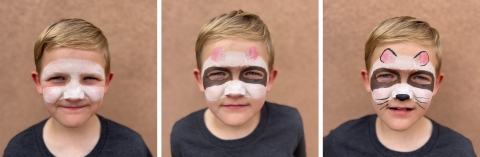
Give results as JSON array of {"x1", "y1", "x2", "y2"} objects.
[
  {"x1": 414, "y1": 51, "x2": 429, "y2": 66},
  {"x1": 248, "y1": 46, "x2": 258, "y2": 60},
  {"x1": 380, "y1": 48, "x2": 397, "y2": 63},
  {"x1": 210, "y1": 47, "x2": 225, "y2": 62}
]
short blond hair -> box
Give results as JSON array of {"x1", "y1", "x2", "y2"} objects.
[
  {"x1": 365, "y1": 16, "x2": 442, "y2": 75},
  {"x1": 195, "y1": 10, "x2": 274, "y2": 71},
  {"x1": 34, "y1": 18, "x2": 110, "y2": 75}
]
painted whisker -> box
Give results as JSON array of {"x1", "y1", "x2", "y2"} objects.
[
  {"x1": 380, "y1": 103, "x2": 389, "y2": 110},
  {"x1": 415, "y1": 102, "x2": 425, "y2": 110}
]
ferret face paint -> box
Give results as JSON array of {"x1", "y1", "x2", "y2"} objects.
[
  {"x1": 202, "y1": 47, "x2": 268, "y2": 102},
  {"x1": 41, "y1": 59, "x2": 105, "y2": 104},
  {"x1": 370, "y1": 48, "x2": 436, "y2": 110}
]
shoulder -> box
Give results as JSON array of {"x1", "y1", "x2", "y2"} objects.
[
  {"x1": 265, "y1": 101, "x2": 302, "y2": 122},
  {"x1": 4, "y1": 120, "x2": 46, "y2": 156},
  {"x1": 323, "y1": 115, "x2": 376, "y2": 156},
  {"x1": 328, "y1": 114, "x2": 374, "y2": 136},
  {"x1": 430, "y1": 120, "x2": 476, "y2": 154},
  {"x1": 171, "y1": 108, "x2": 205, "y2": 141},
  {"x1": 101, "y1": 116, "x2": 144, "y2": 142},
  {"x1": 97, "y1": 115, "x2": 151, "y2": 155},
  {"x1": 172, "y1": 108, "x2": 204, "y2": 132}
]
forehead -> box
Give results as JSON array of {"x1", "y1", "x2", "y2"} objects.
[
  {"x1": 41, "y1": 47, "x2": 106, "y2": 70},
  {"x1": 370, "y1": 42, "x2": 437, "y2": 71},
  {"x1": 201, "y1": 38, "x2": 268, "y2": 64}
]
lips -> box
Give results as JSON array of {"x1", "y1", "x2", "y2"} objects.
[
  {"x1": 388, "y1": 107, "x2": 413, "y2": 116},
  {"x1": 60, "y1": 105, "x2": 87, "y2": 111},
  {"x1": 222, "y1": 104, "x2": 248, "y2": 110}
]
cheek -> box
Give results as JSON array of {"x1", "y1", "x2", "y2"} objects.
[
  {"x1": 205, "y1": 85, "x2": 225, "y2": 101},
  {"x1": 371, "y1": 87, "x2": 393, "y2": 103},
  {"x1": 244, "y1": 84, "x2": 267, "y2": 100},
  {"x1": 83, "y1": 86, "x2": 105, "y2": 102},
  {"x1": 43, "y1": 86, "x2": 64, "y2": 104},
  {"x1": 412, "y1": 88, "x2": 434, "y2": 103}
]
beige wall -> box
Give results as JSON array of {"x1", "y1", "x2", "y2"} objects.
[
  {"x1": 0, "y1": 1, "x2": 157, "y2": 155},
  {"x1": 162, "y1": 0, "x2": 318, "y2": 156},
  {"x1": 324, "y1": 0, "x2": 480, "y2": 154}
]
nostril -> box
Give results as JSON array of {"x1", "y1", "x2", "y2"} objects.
[{"x1": 395, "y1": 94, "x2": 410, "y2": 101}]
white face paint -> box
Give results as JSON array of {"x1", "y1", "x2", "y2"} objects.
[
  {"x1": 202, "y1": 47, "x2": 268, "y2": 102},
  {"x1": 41, "y1": 59, "x2": 105, "y2": 104},
  {"x1": 370, "y1": 48, "x2": 435, "y2": 107}
]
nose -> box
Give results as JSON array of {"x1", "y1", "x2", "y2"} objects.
[{"x1": 395, "y1": 94, "x2": 410, "y2": 101}]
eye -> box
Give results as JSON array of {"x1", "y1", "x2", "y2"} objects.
[
  {"x1": 411, "y1": 74, "x2": 432, "y2": 84},
  {"x1": 48, "y1": 76, "x2": 65, "y2": 81},
  {"x1": 243, "y1": 70, "x2": 265, "y2": 79},
  {"x1": 84, "y1": 76, "x2": 99, "y2": 80},
  {"x1": 376, "y1": 73, "x2": 397, "y2": 83},
  {"x1": 207, "y1": 71, "x2": 229, "y2": 80}
]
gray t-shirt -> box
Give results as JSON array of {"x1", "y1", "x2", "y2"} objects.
[
  {"x1": 4, "y1": 115, "x2": 152, "y2": 157},
  {"x1": 324, "y1": 114, "x2": 476, "y2": 157},
  {"x1": 170, "y1": 101, "x2": 306, "y2": 157}
]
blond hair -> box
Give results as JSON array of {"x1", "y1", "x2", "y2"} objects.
[
  {"x1": 195, "y1": 10, "x2": 274, "y2": 71},
  {"x1": 34, "y1": 18, "x2": 110, "y2": 75},
  {"x1": 365, "y1": 16, "x2": 442, "y2": 75}
]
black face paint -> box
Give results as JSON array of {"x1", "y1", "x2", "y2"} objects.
[
  {"x1": 407, "y1": 70, "x2": 435, "y2": 92},
  {"x1": 202, "y1": 66, "x2": 268, "y2": 89},
  {"x1": 203, "y1": 67, "x2": 232, "y2": 89},
  {"x1": 239, "y1": 66, "x2": 268, "y2": 87},
  {"x1": 370, "y1": 68, "x2": 401, "y2": 90}
]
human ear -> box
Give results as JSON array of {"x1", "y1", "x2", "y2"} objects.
[
  {"x1": 361, "y1": 69, "x2": 371, "y2": 92},
  {"x1": 266, "y1": 68, "x2": 278, "y2": 91},
  {"x1": 193, "y1": 69, "x2": 204, "y2": 92},
  {"x1": 432, "y1": 73, "x2": 444, "y2": 95},
  {"x1": 104, "y1": 72, "x2": 114, "y2": 93},
  {"x1": 31, "y1": 71, "x2": 43, "y2": 94}
]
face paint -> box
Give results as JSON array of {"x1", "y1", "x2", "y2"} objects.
[
  {"x1": 41, "y1": 59, "x2": 105, "y2": 104},
  {"x1": 202, "y1": 46, "x2": 268, "y2": 101},
  {"x1": 370, "y1": 48, "x2": 435, "y2": 109}
]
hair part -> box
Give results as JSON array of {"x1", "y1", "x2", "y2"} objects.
[
  {"x1": 34, "y1": 18, "x2": 110, "y2": 76},
  {"x1": 364, "y1": 16, "x2": 442, "y2": 76},
  {"x1": 195, "y1": 10, "x2": 274, "y2": 71}
]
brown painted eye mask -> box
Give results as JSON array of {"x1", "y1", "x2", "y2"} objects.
[
  {"x1": 203, "y1": 66, "x2": 267, "y2": 89},
  {"x1": 370, "y1": 68, "x2": 434, "y2": 92}
]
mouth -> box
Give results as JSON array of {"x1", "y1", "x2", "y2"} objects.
[
  {"x1": 387, "y1": 107, "x2": 414, "y2": 116},
  {"x1": 60, "y1": 105, "x2": 87, "y2": 111},
  {"x1": 222, "y1": 104, "x2": 248, "y2": 110}
]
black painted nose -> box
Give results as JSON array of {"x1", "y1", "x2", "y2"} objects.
[{"x1": 396, "y1": 94, "x2": 410, "y2": 101}]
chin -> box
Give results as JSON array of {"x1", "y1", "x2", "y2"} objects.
[
  {"x1": 216, "y1": 112, "x2": 255, "y2": 127},
  {"x1": 378, "y1": 115, "x2": 421, "y2": 131},
  {"x1": 52, "y1": 113, "x2": 95, "y2": 128}
]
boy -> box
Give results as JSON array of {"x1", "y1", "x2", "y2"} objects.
[
  {"x1": 4, "y1": 19, "x2": 152, "y2": 157},
  {"x1": 170, "y1": 10, "x2": 306, "y2": 157},
  {"x1": 323, "y1": 16, "x2": 476, "y2": 156}
]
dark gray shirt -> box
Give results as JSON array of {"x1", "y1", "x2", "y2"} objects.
[
  {"x1": 4, "y1": 115, "x2": 152, "y2": 157},
  {"x1": 170, "y1": 101, "x2": 306, "y2": 157},
  {"x1": 324, "y1": 114, "x2": 476, "y2": 157}
]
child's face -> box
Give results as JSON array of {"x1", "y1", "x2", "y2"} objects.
[
  {"x1": 32, "y1": 47, "x2": 113, "y2": 128},
  {"x1": 361, "y1": 42, "x2": 444, "y2": 131},
  {"x1": 194, "y1": 39, "x2": 276, "y2": 127}
]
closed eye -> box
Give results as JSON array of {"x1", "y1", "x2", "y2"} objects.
[
  {"x1": 48, "y1": 76, "x2": 65, "y2": 81},
  {"x1": 84, "y1": 76, "x2": 99, "y2": 80}
]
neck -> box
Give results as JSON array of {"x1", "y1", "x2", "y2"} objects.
[
  {"x1": 375, "y1": 116, "x2": 432, "y2": 152},
  {"x1": 43, "y1": 115, "x2": 101, "y2": 156},
  {"x1": 204, "y1": 109, "x2": 260, "y2": 140},
  {"x1": 47, "y1": 115, "x2": 100, "y2": 136}
]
